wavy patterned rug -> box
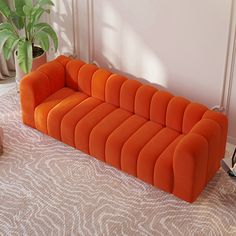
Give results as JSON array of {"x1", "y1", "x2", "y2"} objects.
[{"x1": 0, "y1": 89, "x2": 236, "y2": 236}]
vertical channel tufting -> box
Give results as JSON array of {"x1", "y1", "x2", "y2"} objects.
[
  {"x1": 61, "y1": 97, "x2": 103, "y2": 147},
  {"x1": 91, "y1": 69, "x2": 112, "y2": 101},
  {"x1": 65, "y1": 59, "x2": 85, "y2": 90},
  {"x1": 154, "y1": 135, "x2": 184, "y2": 193},
  {"x1": 190, "y1": 119, "x2": 221, "y2": 182},
  {"x1": 166, "y1": 97, "x2": 190, "y2": 132},
  {"x1": 150, "y1": 91, "x2": 173, "y2": 126},
  {"x1": 134, "y1": 85, "x2": 157, "y2": 120},
  {"x1": 89, "y1": 108, "x2": 132, "y2": 162},
  {"x1": 37, "y1": 60, "x2": 66, "y2": 94},
  {"x1": 105, "y1": 74, "x2": 127, "y2": 107},
  {"x1": 202, "y1": 110, "x2": 228, "y2": 162},
  {"x1": 74, "y1": 103, "x2": 116, "y2": 154},
  {"x1": 56, "y1": 55, "x2": 72, "y2": 67},
  {"x1": 20, "y1": 71, "x2": 51, "y2": 128},
  {"x1": 34, "y1": 88, "x2": 75, "y2": 134},
  {"x1": 182, "y1": 103, "x2": 208, "y2": 134},
  {"x1": 121, "y1": 121, "x2": 163, "y2": 176},
  {"x1": 78, "y1": 64, "x2": 98, "y2": 96},
  {"x1": 47, "y1": 92, "x2": 88, "y2": 140},
  {"x1": 120, "y1": 80, "x2": 142, "y2": 113},
  {"x1": 137, "y1": 127, "x2": 180, "y2": 185},
  {"x1": 105, "y1": 115, "x2": 147, "y2": 169}
]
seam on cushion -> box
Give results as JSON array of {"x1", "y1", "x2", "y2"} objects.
[
  {"x1": 136, "y1": 128, "x2": 180, "y2": 180},
  {"x1": 103, "y1": 74, "x2": 114, "y2": 101},
  {"x1": 166, "y1": 97, "x2": 190, "y2": 134},
  {"x1": 120, "y1": 122, "x2": 163, "y2": 175},
  {"x1": 75, "y1": 61, "x2": 86, "y2": 91},
  {"x1": 104, "y1": 114, "x2": 147, "y2": 164},
  {"x1": 37, "y1": 63, "x2": 67, "y2": 95},
  {"x1": 172, "y1": 133, "x2": 209, "y2": 199},
  {"x1": 182, "y1": 103, "x2": 192, "y2": 134},
  {"x1": 148, "y1": 91, "x2": 157, "y2": 120},
  {"x1": 117, "y1": 79, "x2": 127, "y2": 107},
  {"x1": 92, "y1": 70, "x2": 113, "y2": 101},
  {"x1": 178, "y1": 100, "x2": 190, "y2": 133},
  {"x1": 37, "y1": 91, "x2": 74, "y2": 134},
  {"x1": 56, "y1": 57, "x2": 71, "y2": 68},
  {"x1": 36, "y1": 70, "x2": 52, "y2": 95},
  {"x1": 134, "y1": 126, "x2": 166, "y2": 176},
  {"x1": 153, "y1": 134, "x2": 183, "y2": 192},
  {"x1": 50, "y1": 93, "x2": 88, "y2": 140},
  {"x1": 120, "y1": 121, "x2": 163, "y2": 155},
  {"x1": 164, "y1": 95, "x2": 174, "y2": 127},
  {"x1": 57, "y1": 58, "x2": 71, "y2": 80},
  {"x1": 105, "y1": 75, "x2": 127, "y2": 107},
  {"x1": 77, "y1": 64, "x2": 99, "y2": 95},
  {"x1": 73, "y1": 102, "x2": 115, "y2": 148},
  {"x1": 202, "y1": 111, "x2": 226, "y2": 132},
  {"x1": 190, "y1": 118, "x2": 222, "y2": 183},
  {"x1": 102, "y1": 112, "x2": 135, "y2": 162},
  {"x1": 88, "y1": 108, "x2": 132, "y2": 154},
  {"x1": 183, "y1": 104, "x2": 207, "y2": 134},
  {"x1": 66, "y1": 60, "x2": 85, "y2": 89},
  {"x1": 120, "y1": 80, "x2": 142, "y2": 113},
  {"x1": 60, "y1": 97, "x2": 102, "y2": 147}
]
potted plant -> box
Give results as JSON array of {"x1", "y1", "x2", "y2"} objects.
[{"x1": 0, "y1": 0, "x2": 58, "y2": 89}]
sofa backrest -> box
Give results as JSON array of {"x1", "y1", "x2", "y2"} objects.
[{"x1": 64, "y1": 58, "x2": 208, "y2": 134}]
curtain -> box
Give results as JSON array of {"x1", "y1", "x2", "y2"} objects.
[{"x1": 0, "y1": 1, "x2": 15, "y2": 80}]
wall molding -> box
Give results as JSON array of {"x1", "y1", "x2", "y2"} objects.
[{"x1": 220, "y1": 0, "x2": 236, "y2": 115}]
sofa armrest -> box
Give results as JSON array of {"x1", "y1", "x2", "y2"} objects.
[
  {"x1": 202, "y1": 110, "x2": 228, "y2": 159},
  {"x1": 20, "y1": 55, "x2": 71, "y2": 128},
  {"x1": 173, "y1": 133, "x2": 208, "y2": 203},
  {"x1": 173, "y1": 112, "x2": 227, "y2": 202}
]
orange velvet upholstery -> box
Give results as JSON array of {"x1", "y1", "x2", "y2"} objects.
[{"x1": 20, "y1": 56, "x2": 228, "y2": 203}]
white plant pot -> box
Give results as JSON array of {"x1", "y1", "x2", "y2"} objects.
[{"x1": 15, "y1": 50, "x2": 47, "y2": 91}]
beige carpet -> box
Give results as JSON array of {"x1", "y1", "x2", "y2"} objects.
[{"x1": 0, "y1": 89, "x2": 236, "y2": 236}]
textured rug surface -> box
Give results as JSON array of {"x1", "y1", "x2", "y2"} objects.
[{"x1": 0, "y1": 89, "x2": 236, "y2": 236}]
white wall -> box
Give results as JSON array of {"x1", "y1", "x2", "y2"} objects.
[
  {"x1": 91, "y1": 0, "x2": 230, "y2": 107},
  {"x1": 228, "y1": 68, "x2": 236, "y2": 144},
  {"x1": 44, "y1": 0, "x2": 75, "y2": 60},
  {"x1": 50, "y1": 0, "x2": 236, "y2": 144}
]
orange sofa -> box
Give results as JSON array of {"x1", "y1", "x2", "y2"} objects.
[{"x1": 20, "y1": 56, "x2": 228, "y2": 202}]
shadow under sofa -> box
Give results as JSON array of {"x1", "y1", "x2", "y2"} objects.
[{"x1": 20, "y1": 55, "x2": 228, "y2": 203}]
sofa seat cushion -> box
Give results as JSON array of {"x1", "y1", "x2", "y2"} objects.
[
  {"x1": 34, "y1": 87, "x2": 75, "y2": 134},
  {"x1": 89, "y1": 108, "x2": 133, "y2": 161},
  {"x1": 105, "y1": 114, "x2": 147, "y2": 169},
  {"x1": 154, "y1": 134, "x2": 184, "y2": 193},
  {"x1": 34, "y1": 86, "x2": 185, "y2": 195},
  {"x1": 74, "y1": 104, "x2": 128, "y2": 155},
  {"x1": 47, "y1": 92, "x2": 89, "y2": 140}
]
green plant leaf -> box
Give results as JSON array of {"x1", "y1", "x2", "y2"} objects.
[
  {"x1": 29, "y1": 6, "x2": 44, "y2": 28},
  {"x1": 0, "y1": 0, "x2": 11, "y2": 18},
  {"x1": 25, "y1": 0, "x2": 33, "y2": 8},
  {"x1": 31, "y1": 6, "x2": 44, "y2": 21},
  {"x1": 34, "y1": 23, "x2": 58, "y2": 51},
  {"x1": 13, "y1": 0, "x2": 26, "y2": 16},
  {"x1": 35, "y1": 31, "x2": 49, "y2": 52},
  {"x1": 38, "y1": 0, "x2": 54, "y2": 7},
  {"x1": 11, "y1": 11, "x2": 24, "y2": 30},
  {"x1": 23, "y1": 5, "x2": 31, "y2": 15},
  {"x1": 17, "y1": 40, "x2": 32, "y2": 73},
  {"x1": 0, "y1": 29, "x2": 15, "y2": 54},
  {"x1": 42, "y1": 26, "x2": 58, "y2": 51},
  {"x1": 3, "y1": 35, "x2": 20, "y2": 60},
  {"x1": 0, "y1": 22, "x2": 14, "y2": 31}
]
